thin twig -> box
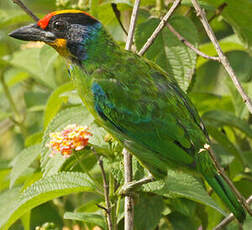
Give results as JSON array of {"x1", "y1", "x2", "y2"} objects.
[
  {"x1": 204, "y1": 144, "x2": 252, "y2": 216},
  {"x1": 111, "y1": 3, "x2": 128, "y2": 36},
  {"x1": 0, "y1": 73, "x2": 27, "y2": 136},
  {"x1": 125, "y1": 0, "x2": 141, "y2": 50},
  {"x1": 12, "y1": 0, "x2": 39, "y2": 21},
  {"x1": 214, "y1": 195, "x2": 252, "y2": 230},
  {"x1": 73, "y1": 150, "x2": 103, "y2": 193},
  {"x1": 97, "y1": 156, "x2": 113, "y2": 230},
  {"x1": 208, "y1": 3, "x2": 227, "y2": 23},
  {"x1": 137, "y1": 0, "x2": 181, "y2": 56},
  {"x1": 191, "y1": 0, "x2": 252, "y2": 114},
  {"x1": 166, "y1": 23, "x2": 220, "y2": 61},
  {"x1": 119, "y1": 176, "x2": 154, "y2": 195},
  {"x1": 123, "y1": 148, "x2": 134, "y2": 230}
]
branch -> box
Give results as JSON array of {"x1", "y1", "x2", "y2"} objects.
[
  {"x1": 125, "y1": 0, "x2": 141, "y2": 50},
  {"x1": 97, "y1": 156, "x2": 114, "y2": 230},
  {"x1": 208, "y1": 3, "x2": 227, "y2": 23},
  {"x1": 191, "y1": 0, "x2": 252, "y2": 114},
  {"x1": 111, "y1": 3, "x2": 128, "y2": 36},
  {"x1": 12, "y1": 0, "x2": 39, "y2": 21},
  {"x1": 122, "y1": 148, "x2": 134, "y2": 230},
  {"x1": 122, "y1": 1, "x2": 141, "y2": 229},
  {"x1": 0, "y1": 72, "x2": 26, "y2": 135},
  {"x1": 119, "y1": 176, "x2": 154, "y2": 195},
  {"x1": 137, "y1": 0, "x2": 181, "y2": 56},
  {"x1": 73, "y1": 150, "x2": 103, "y2": 193},
  {"x1": 166, "y1": 23, "x2": 220, "y2": 61},
  {"x1": 214, "y1": 195, "x2": 252, "y2": 230}
]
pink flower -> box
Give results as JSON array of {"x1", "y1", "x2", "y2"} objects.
[{"x1": 47, "y1": 124, "x2": 92, "y2": 158}]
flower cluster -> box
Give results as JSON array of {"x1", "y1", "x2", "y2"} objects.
[{"x1": 47, "y1": 124, "x2": 92, "y2": 158}]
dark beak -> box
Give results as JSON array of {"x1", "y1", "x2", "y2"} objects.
[{"x1": 9, "y1": 23, "x2": 56, "y2": 42}]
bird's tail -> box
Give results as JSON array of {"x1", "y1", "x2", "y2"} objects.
[{"x1": 196, "y1": 147, "x2": 246, "y2": 223}]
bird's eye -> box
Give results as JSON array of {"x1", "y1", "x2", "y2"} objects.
[{"x1": 53, "y1": 21, "x2": 66, "y2": 31}]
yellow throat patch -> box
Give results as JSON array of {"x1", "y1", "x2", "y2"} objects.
[{"x1": 47, "y1": 38, "x2": 71, "y2": 58}]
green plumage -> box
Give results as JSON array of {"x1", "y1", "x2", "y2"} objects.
[{"x1": 69, "y1": 26, "x2": 246, "y2": 222}]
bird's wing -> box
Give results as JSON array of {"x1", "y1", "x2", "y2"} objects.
[{"x1": 91, "y1": 65, "x2": 207, "y2": 169}]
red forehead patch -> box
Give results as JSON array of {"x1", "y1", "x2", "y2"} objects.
[
  {"x1": 37, "y1": 10, "x2": 95, "y2": 30},
  {"x1": 37, "y1": 12, "x2": 56, "y2": 29}
]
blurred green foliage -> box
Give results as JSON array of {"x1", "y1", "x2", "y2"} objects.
[{"x1": 0, "y1": 0, "x2": 252, "y2": 229}]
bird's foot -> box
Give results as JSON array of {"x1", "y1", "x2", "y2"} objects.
[{"x1": 119, "y1": 176, "x2": 155, "y2": 195}]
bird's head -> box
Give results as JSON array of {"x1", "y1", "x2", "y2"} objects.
[{"x1": 9, "y1": 10, "x2": 101, "y2": 61}]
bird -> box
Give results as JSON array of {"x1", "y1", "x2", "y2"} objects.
[{"x1": 9, "y1": 9, "x2": 246, "y2": 223}]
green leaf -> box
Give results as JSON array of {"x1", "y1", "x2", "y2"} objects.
[
  {"x1": 0, "y1": 111, "x2": 12, "y2": 121},
  {"x1": 9, "y1": 46, "x2": 57, "y2": 89},
  {"x1": 0, "y1": 187, "x2": 21, "y2": 226},
  {"x1": 206, "y1": 126, "x2": 243, "y2": 164},
  {"x1": 24, "y1": 91, "x2": 48, "y2": 109},
  {"x1": 134, "y1": 193, "x2": 164, "y2": 230},
  {"x1": 168, "y1": 211, "x2": 199, "y2": 230},
  {"x1": 64, "y1": 212, "x2": 106, "y2": 229},
  {"x1": 96, "y1": 2, "x2": 132, "y2": 42},
  {"x1": 189, "y1": 93, "x2": 233, "y2": 115},
  {"x1": 241, "y1": 151, "x2": 252, "y2": 170},
  {"x1": 203, "y1": 0, "x2": 252, "y2": 52},
  {"x1": 43, "y1": 82, "x2": 74, "y2": 128},
  {"x1": 142, "y1": 169, "x2": 226, "y2": 215},
  {"x1": 197, "y1": 35, "x2": 246, "y2": 68},
  {"x1": 41, "y1": 105, "x2": 109, "y2": 176},
  {"x1": 39, "y1": 46, "x2": 58, "y2": 76},
  {"x1": 202, "y1": 110, "x2": 252, "y2": 138},
  {"x1": 0, "y1": 11, "x2": 31, "y2": 29},
  {"x1": 10, "y1": 144, "x2": 41, "y2": 188},
  {"x1": 135, "y1": 16, "x2": 198, "y2": 91},
  {"x1": 0, "y1": 172, "x2": 97, "y2": 230},
  {"x1": 20, "y1": 211, "x2": 31, "y2": 230},
  {"x1": 6, "y1": 71, "x2": 30, "y2": 87},
  {"x1": 25, "y1": 132, "x2": 43, "y2": 147}
]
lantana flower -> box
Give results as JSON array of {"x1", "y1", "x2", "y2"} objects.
[{"x1": 47, "y1": 124, "x2": 92, "y2": 158}]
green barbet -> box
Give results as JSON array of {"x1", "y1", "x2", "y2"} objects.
[{"x1": 9, "y1": 10, "x2": 246, "y2": 222}]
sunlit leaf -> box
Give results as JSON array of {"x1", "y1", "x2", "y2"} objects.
[
  {"x1": 142, "y1": 169, "x2": 226, "y2": 215},
  {"x1": 0, "y1": 172, "x2": 97, "y2": 230},
  {"x1": 64, "y1": 212, "x2": 106, "y2": 228},
  {"x1": 202, "y1": 110, "x2": 252, "y2": 138},
  {"x1": 10, "y1": 144, "x2": 41, "y2": 188},
  {"x1": 43, "y1": 81, "x2": 74, "y2": 128}
]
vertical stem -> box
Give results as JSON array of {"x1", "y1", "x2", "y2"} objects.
[
  {"x1": 97, "y1": 157, "x2": 113, "y2": 230},
  {"x1": 191, "y1": 0, "x2": 252, "y2": 114},
  {"x1": 73, "y1": 151, "x2": 103, "y2": 192},
  {"x1": 0, "y1": 74, "x2": 20, "y2": 121},
  {"x1": 123, "y1": 148, "x2": 134, "y2": 230},
  {"x1": 124, "y1": 1, "x2": 141, "y2": 229},
  {"x1": 125, "y1": 0, "x2": 141, "y2": 50},
  {"x1": 156, "y1": 0, "x2": 164, "y2": 12},
  {"x1": 0, "y1": 72, "x2": 26, "y2": 136}
]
